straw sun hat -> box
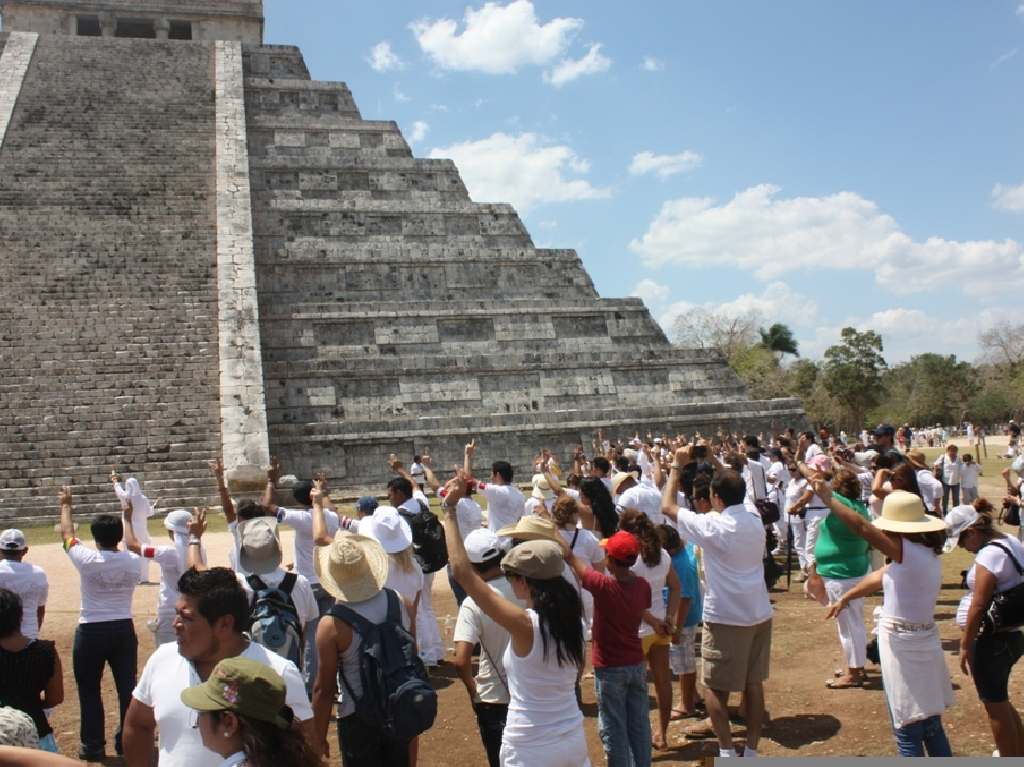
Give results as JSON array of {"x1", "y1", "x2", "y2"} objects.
[
  {"x1": 530, "y1": 474, "x2": 554, "y2": 501},
  {"x1": 496, "y1": 514, "x2": 560, "y2": 542},
  {"x1": 315, "y1": 533, "x2": 389, "y2": 603},
  {"x1": 873, "y1": 490, "x2": 946, "y2": 534}
]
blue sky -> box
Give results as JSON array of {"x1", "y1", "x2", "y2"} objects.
[{"x1": 265, "y1": 1, "x2": 1024, "y2": 363}]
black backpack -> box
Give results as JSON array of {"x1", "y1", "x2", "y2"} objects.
[
  {"x1": 398, "y1": 500, "x2": 448, "y2": 574},
  {"x1": 330, "y1": 589, "x2": 438, "y2": 742}
]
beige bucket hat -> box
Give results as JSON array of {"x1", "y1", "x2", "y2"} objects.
[
  {"x1": 873, "y1": 490, "x2": 947, "y2": 534},
  {"x1": 315, "y1": 533, "x2": 390, "y2": 603}
]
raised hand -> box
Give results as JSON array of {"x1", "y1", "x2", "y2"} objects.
[
  {"x1": 311, "y1": 475, "x2": 326, "y2": 506},
  {"x1": 59, "y1": 486, "x2": 72, "y2": 506},
  {"x1": 110, "y1": 467, "x2": 121, "y2": 483},
  {"x1": 465, "y1": 439, "x2": 477, "y2": 455},
  {"x1": 188, "y1": 508, "x2": 208, "y2": 538},
  {"x1": 209, "y1": 457, "x2": 225, "y2": 478},
  {"x1": 444, "y1": 476, "x2": 468, "y2": 507},
  {"x1": 267, "y1": 456, "x2": 282, "y2": 486},
  {"x1": 422, "y1": 449, "x2": 432, "y2": 466},
  {"x1": 387, "y1": 453, "x2": 403, "y2": 472}
]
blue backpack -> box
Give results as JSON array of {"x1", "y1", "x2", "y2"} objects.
[
  {"x1": 329, "y1": 589, "x2": 437, "y2": 742},
  {"x1": 246, "y1": 573, "x2": 304, "y2": 671}
]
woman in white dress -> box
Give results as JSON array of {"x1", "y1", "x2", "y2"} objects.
[
  {"x1": 820, "y1": 485, "x2": 953, "y2": 757},
  {"x1": 443, "y1": 476, "x2": 589, "y2": 767}
]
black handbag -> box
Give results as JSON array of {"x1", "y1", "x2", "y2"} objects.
[
  {"x1": 980, "y1": 541, "x2": 1024, "y2": 633},
  {"x1": 751, "y1": 463, "x2": 780, "y2": 525}
]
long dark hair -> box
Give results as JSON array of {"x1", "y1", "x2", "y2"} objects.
[
  {"x1": 897, "y1": 530, "x2": 947, "y2": 556},
  {"x1": 211, "y1": 710, "x2": 321, "y2": 767},
  {"x1": 524, "y1": 576, "x2": 584, "y2": 669},
  {"x1": 619, "y1": 509, "x2": 662, "y2": 567},
  {"x1": 891, "y1": 464, "x2": 923, "y2": 499},
  {"x1": 579, "y1": 477, "x2": 618, "y2": 538}
]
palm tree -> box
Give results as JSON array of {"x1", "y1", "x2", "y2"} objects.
[{"x1": 759, "y1": 323, "x2": 799, "y2": 357}]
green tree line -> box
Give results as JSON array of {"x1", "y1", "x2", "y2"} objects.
[{"x1": 671, "y1": 310, "x2": 1024, "y2": 432}]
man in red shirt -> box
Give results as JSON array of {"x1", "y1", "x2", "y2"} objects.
[{"x1": 565, "y1": 531, "x2": 670, "y2": 766}]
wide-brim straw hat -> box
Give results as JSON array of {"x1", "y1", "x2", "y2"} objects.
[
  {"x1": 315, "y1": 533, "x2": 389, "y2": 603},
  {"x1": 496, "y1": 514, "x2": 560, "y2": 542},
  {"x1": 611, "y1": 471, "x2": 639, "y2": 495},
  {"x1": 873, "y1": 490, "x2": 947, "y2": 533},
  {"x1": 906, "y1": 449, "x2": 929, "y2": 471}
]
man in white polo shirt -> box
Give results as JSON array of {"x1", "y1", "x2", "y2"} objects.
[
  {"x1": 614, "y1": 470, "x2": 665, "y2": 526},
  {"x1": 661, "y1": 459, "x2": 773, "y2": 759},
  {"x1": 0, "y1": 529, "x2": 48, "y2": 640},
  {"x1": 122, "y1": 567, "x2": 313, "y2": 767},
  {"x1": 59, "y1": 486, "x2": 140, "y2": 762},
  {"x1": 452, "y1": 529, "x2": 519, "y2": 767}
]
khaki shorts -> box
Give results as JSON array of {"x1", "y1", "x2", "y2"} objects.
[{"x1": 701, "y1": 619, "x2": 772, "y2": 692}]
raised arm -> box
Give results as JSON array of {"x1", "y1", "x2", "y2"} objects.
[
  {"x1": 420, "y1": 452, "x2": 442, "y2": 492},
  {"x1": 209, "y1": 458, "x2": 235, "y2": 524},
  {"x1": 122, "y1": 503, "x2": 142, "y2": 555},
  {"x1": 260, "y1": 457, "x2": 280, "y2": 515},
  {"x1": 186, "y1": 509, "x2": 208, "y2": 571},
  {"x1": 463, "y1": 439, "x2": 477, "y2": 481},
  {"x1": 310, "y1": 479, "x2": 334, "y2": 546},
  {"x1": 442, "y1": 477, "x2": 533, "y2": 653},
  {"x1": 58, "y1": 487, "x2": 75, "y2": 543},
  {"x1": 660, "y1": 446, "x2": 689, "y2": 522}
]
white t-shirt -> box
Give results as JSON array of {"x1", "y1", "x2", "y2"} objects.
[
  {"x1": 480, "y1": 483, "x2": 526, "y2": 534},
  {"x1": 453, "y1": 577, "x2": 523, "y2": 704},
  {"x1": 410, "y1": 463, "x2": 425, "y2": 486},
  {"x1": 916, "y1": 470, "x2": 943, "y2": 510},
  {"x1": 616, "y1": 484, "x2": 665, "y2": 526},
  {"x1": 142, "y1": 545, "x2": 185, "y2": 620},
  {"x1": 0, "y1": 560, "x2": 48, "y2": 639},
  {"x1": 933, "y1": 455, "x2": 963, "y2": 485},
  {"x1": 237, "y1": 569, "x2": 320, "y2": 627},
  {"x1": 454, "y1": 497, "x2": 484, "y2": 541},
  {"x1": 957, "y1": 537, "x2": 1024, "y2": 627},
  {"x1": 133, "y1": 641, "x2": 312, "y2": 767},
  {"x1": 384, "y1": 561, "x2": 424, "y2": 607},
  {"x1": 65, "y1": 544, "x2": 139, "y2": 624},
  {"x1": 276, "y1": 507, "x2": 341, "y2": 586},
  {"x1": 631, "y1": 549, "x2": 671, "y2": 637},
  {"x1": 960, "y1": 464, "x2": 981, "y2": 490},
  {"x1": 882, "y1": 540, "x2": 940, "y2": 624}
]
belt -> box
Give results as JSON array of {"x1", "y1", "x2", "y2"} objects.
[{"x1": 880, "y1": 617, "x2": 935, "y2": 633}]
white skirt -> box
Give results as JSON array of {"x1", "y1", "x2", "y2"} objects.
[{"x1": 878, "y1": 618, "x2": 954, "y2": 729}]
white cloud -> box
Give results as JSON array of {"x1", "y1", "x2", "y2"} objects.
[
  {"x1": 658, "y1": 281, "x2": 819, "y2": 333},
  {"x1": 993, "y1": 182, "x2": 1024, "y2": 212},
  {"x1": 409, "y1": 121, "x2": 430, "y2": 144},
  {"x1": 629, "y1": 150, "x2": 703, "y2": 179},
  {"x1": 641, "y1": 56, "x2": 663, "y2": 72},
  {"x1": 367, "y1": 41, "x2": 404, "y2": 72},
  {"x1": 1018, "y1": 3, "x2": 1024, "y2": 16},
  {"x1": 630, "y1": 278, "x2": 670, "y2": 306},
  {"x1": 429, "y1": 104, "x2": 449, "y2": 113},
  {"x1": 411, "y1": 0, "x2": 582, "y2": 74},
  {"x1": 991, "y1": 47, "x2": 1019, "y2": 69},
  {"x1": 629, "y1": 183, "x2": 1024, "y2": 299},
  {"x1": 393, "y1": 85, "x2": 410, "y2": 103},
  {"x1": 428, "y1": 132, "x2": 611, "y2": 212},
  {"x1": 543, "y1": 43, "x2": 612, "y2": 87}
]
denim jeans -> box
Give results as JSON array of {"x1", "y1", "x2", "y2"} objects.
[
  {"x1": 472, "y1": 701, "x2": 508, "y2": 767},
  {"x1": 893, "y1": 714, "x2": 952, "y2": 757},
  {"x1": 594, "y1": 664, "x2": 652, "y2": 767},
  {"x1": 72, "y1": 619, "x2": 137, "y2": 755},
  {"x1": 447, "y1": 565, "x2": 468, "y2": 608},
  {"x1": 942, "y1": 483, "x2": 960, "y2": 513},
  {"x1": 304, "y1": 584, "x2": 337, "y2": 696}
]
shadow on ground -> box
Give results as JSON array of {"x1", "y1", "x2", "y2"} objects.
[{"x1": 767, "y1": 714, "x2": 842, "y2": 749}]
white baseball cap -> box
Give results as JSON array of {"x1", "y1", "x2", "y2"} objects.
[
  {"x1": 464, "y1": 529, "x2": 502, "y2": 564},
  {"x1": 943, "y1": 504, "x2": 980, "y2": 553},
  {"x1": 0, "y1": 529, "x2": 27, "y2": 551}
]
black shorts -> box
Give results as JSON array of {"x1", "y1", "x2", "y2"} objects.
[{"x1": 973, "y1": 630, "x2": 1024, "y2": 703}]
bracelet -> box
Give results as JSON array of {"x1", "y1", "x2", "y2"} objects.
[
  {"x1": 670, "y1": 465, "x2": 684, "y2": 471},
  {"x1": 188, "y1": 537, "x2": 201, "y2": 546}
]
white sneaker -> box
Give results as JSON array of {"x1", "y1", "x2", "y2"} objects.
[{"x1": 993, "y1": 749, "x2": 1000, "y2": 758}]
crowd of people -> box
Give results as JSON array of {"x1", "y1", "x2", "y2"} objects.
[{"x1": 0, "y1": 422, "x2": 1024, "y2": 765}]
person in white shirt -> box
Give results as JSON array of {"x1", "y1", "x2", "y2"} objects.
[
  {"x1": 386, "y1": 474, "x2": 444, "y2": 667},
  {"x1": 111, "y1": 473, "x2": 154, "y2": 584},
  {"x1": 614, "y1": 471, "x2": 665, "y2": 526},
  {"x1": 766, "y1": 450, "x2": 792, "y2": 557},
  {"x1": 905, "y1": 450, "x2": 943, "y2": 515},
  {"x1": 179, "y1": 656, "x2": 321, "y2": 767},
  {"x1": 365, "y1": 507, "x2": 423, "y2": 631},
  {"x1": 123, "y1": 508, "x2": 201, "y2": 646},
  {"x1": 662, "y1": 457, "x2": 773, "y2": 759},
  {"x1": 410, "y1": 456, "x2": 426, "y2": 490},
  {"x1": 524, "y1": 475, "x2": 555, "y2": 517},
  {"x1": 0, "y1": 529, "x2": 48, "y2": 640},
  {"x1": 464, "y1": 441, "x2": 527, "y2": 537},
  {"x1": 933, "y1": 445, "x2": 964, "y2": 513},
  {"x1": 453, "y1": 530, "x2": 522, "y2": 767},
  {"x1": 960, "y1": 454, "x2": 982, "y2": 505},
  {"x1": 58, "y1": 487, "x2": 140, "y2": 761},
  {"x1": 123, "y1": 568, "x2": 314, "y2": 767}
]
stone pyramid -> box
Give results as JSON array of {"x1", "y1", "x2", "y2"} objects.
[{"x1": 0, "y1": 1, "x2": 803, "y2": 521}]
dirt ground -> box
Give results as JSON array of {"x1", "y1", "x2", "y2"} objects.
[{"x1": 23, "y1": 436, "x2": 1024, "y2": 764}]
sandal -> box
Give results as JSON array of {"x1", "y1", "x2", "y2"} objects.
[
  {"x1": 683, "y1": 721, "x2": 717, "y2": 739},
  {"x1": 670, "y1": 708, "x2": 701, "y2": 721},
  {"x1": 826, "y1": 677, "x2": 865, "y2": 689}
]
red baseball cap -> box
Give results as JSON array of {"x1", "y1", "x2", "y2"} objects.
[{"x1": 603, "y1": 531, "x2": 640, "y2": 561}]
